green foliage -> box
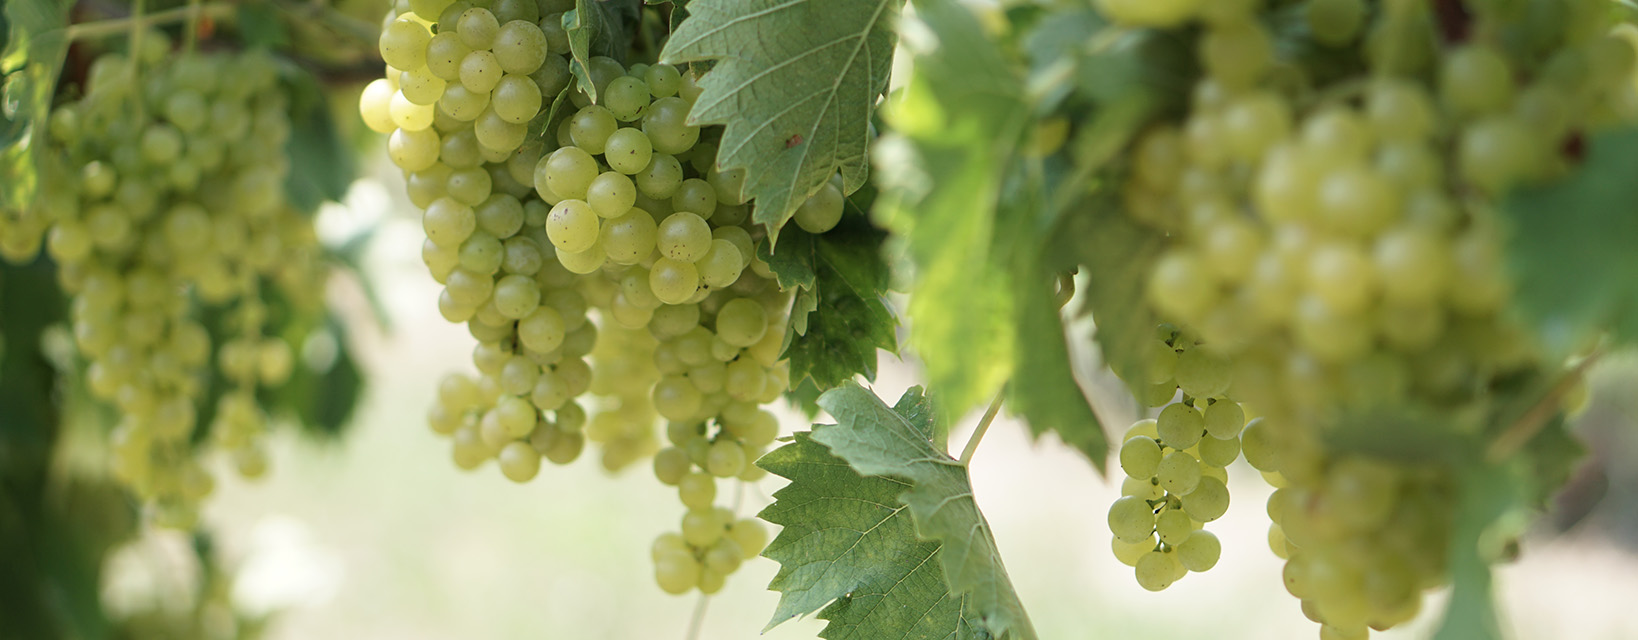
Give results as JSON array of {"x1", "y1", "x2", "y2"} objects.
[
  {"x1": 0, "y1": 0, "x2": 70, "y2": 213},
  {"x1": 1503, "y1": 127, "x2": 1638, "y2": 355},
  {"x1": 760, "y1": 194, "x2": 896, "y2": 391},
  {"x1": 807, "y1": 383, "x2": 1038, "y2": 640},
  {"x1": 567, "y1": 0, "x2": 643, "y2": 101},
  {"x1": 1432, "y1": 462, "x2": 1524, "y2": 640},
  {"x1": 1059, "y1": 198, "x2": 1165, "y2": 401},
  {"x1": 661, "y1": 0, "x2": 899, "y2": 236},
  {"x1": 282, "y1": 66, "x2": 357, "y2": 213}
]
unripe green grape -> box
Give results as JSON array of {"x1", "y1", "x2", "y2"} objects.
[
  {"x1": 587, "y1": 171, "x2": 637, "y2": 218},
  {"x1": 1367, "y1": 79, "x2": 1436, "y2": 142},
  {"x1": 1373, "y1": 226, "x2": 1449, "y2": 303},
  {"x1": 696, "y1": 239, "x2": 745, "y2": 289},
  {"x1": 1441, "y1": 45, "x2": 1514, "y2": 116},
  {"x1": 439, "y1": 290, "x2": 477, "y2": 322},
  {"x1": 1294, "y1": 295, "x2": 1371, "y2": 362},
  {"x1": 1146, "y1": 249, "x2": 1214, "y2": 324},
  {"x1": 439, "y1": 84, "x2": 490, "y2": 121},
  {"x1": 1305, "y1": 242, "x2": 1376, "y2": 315},
  {"x1": 492, "y1": 74, "x2": 543, "y2": 124},
  {"x1": 654, "y1": 550, "x2": 701, "y2": 595},
  {"x1": 715, "y1": 298, "x2": 768, "y2": 348},
  {"x1": 650, "y1": 304, "x2": 701, "y2": 340},
  {"x1": 706, "y1": 439, "x2": 747, "y2": 478},
  {"x1": 556, "y1": 240, "x2": 606, "y2": 274},
  {"x1": 1119, "y1": 435, "x2": 1163, "y2": 480},
  {"x1": 645, "y1": 63, "x2": 682, "y2": 98},
  {"x1": 492, "y1": 20, "x2": 548, "y2": 74},
  {"x1": 539, "y1": 146, "x2": 598, "y2": 200},
  {"x1": 1108, "y1": 495, "x2": 1157, "y2": 543},
  {"x1": 390, "y1": 126, "x2": 441, "y2": 171},
  {"x1": 636, "y1": 153, "x2": 684, "y2": 199},
  {"x1": 1175, "y1": 348, "x2": 1230, "y2": 400},
  {"x1": 409, "y1": 166, "x2": 453, "y2": 209},
  {"x1": 458, "y1": 231, "x2": 504, "y2": 274},
  {"x1": 570, "y1": 105, "x2": 618, "y2": 154},
  {"x1": 440, "y1": 128, "x2": 483, "y2": 169},
  {"x1": 498, "y1": 441, "x2": 542, "y2": 481},
  {"x1": 1317, "y1": 166, "x2": 1398, "y2": 238},
  {"x1": 474, "y1": 108, "x2": 527, "y2": 153},
  {"x1": 1201, "y1": 19, "x2": 1271, "y2": 89},
  {"x1": 447, "y1": 166, "x2": 494, "y2": 205},
  {"x1": 1182, "y1": 476, "x2": 1230, "y2": 521},
  {"x1": 650, "y1": 257, "x2": 700, "y2": 305},
  {"x1": 546, "y1": 199, "x2": 600, "y2": 252},
  {"x1": 728, "y1": 518, "x2": 766, "y2": 559},
  {"x1": 601, "y1": 209, "x2": 658, "y2": 265},
  {"x1": 653, "y1": 447, "x2": 692, "y2": 485},
  {"x1": 670, "y1": 178, "x2": 718, "y2": 219},
  {"x1": 1112, "y1": 533, "x2": 1157, "y2": 567},
  {"x1": 1176, "y1": 530, "x2": 1221, "y2": 572},
  {"x1": 605, "y1": 75, "x2": 651, "y2": 121},
  {"x1": 425, "y1": 198, "x2": 478, "y2": 247},
  {"x1": 492, "y1": 0, "x2": 538, "y2": 23},
  {"x1": 1154, "y1": 509, "x2": 1194, "y2": 545},
  {"x1": 390, "y1": 90, "x2": 436, "y2": 131},
  {"x1": 500, "y1": 237, "x2": 542, "y2": 275},
  {"x1": 1458, "y1": 116, "x2": 1537, "y2": 194},
  {"x1": 723, "y1": 357, "x2": 767, "y2": 402},
  {"x1": 1157, "y1": 403, "x2": 1204, "y2": 449},
  {"x1": 457, "y1": 7, "x2": 501, "y2": 49},
  {"x1": 704, "y1": 538, "x2": 743, "y2": 575},
  {"x1": 493, "y1": 273, "x2": 541, "y2": 318},
  {"x1": 657, "y1": 212, "x2": 711, "y2": 262},
  {"x1": 644, "y1": 97, "x2": 699, "y2": 154},
  {"x1": 604, "y1": 128, "x2": 654, "y2": 175},
  {"x1": 679, "y1": 70, "x2": 704, "y2": 103},
  {"x1": 425, "y1": 32, "x2": 471, "y2": 81},
  {"x1": 400, "y1": 66, "x2": 447, "y2": 106},
  {"x1": 1156, "y1": 450, "x2": 1202, "y2": 495},
  {"x1": 793, "y1": 180, "x2": 845, "y2": 233},
  {"x1": 1202, "y1": 401, "x2": 1244, "y2": 439},
  {"x1": 678, "y1": 471, "x2": 716, "y2": 509},
  {"x1": 529, "y1": 369, "x2": 570, "y2": 411},
  {"x1": 379, "y1": 18, "x2": 431, "y2": 70},
  {"x1": 654, "y1": 375, "x2": 704, "y2": 421},
  {"x1": 1133, "y1": 549, "x2": 1183, "y2": 592},
  {"x1": 1239, "y1": 417, "x2": 1281, "y2": 472}
]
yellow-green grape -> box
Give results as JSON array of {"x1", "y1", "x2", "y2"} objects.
[
  {"x1": 1197, "y1": 434, "x2": 1240, "y2": 467},
  {"x1": 1440, "y1": 44, "x2": 1514, "y2": 117},
  {"x1": 1156, "y1": 403, "x2": 1204, "y2": 449},
  {"x1": 601, "y1": 209, "x2": 658, "y2": 264},
  {"x1": 681, "y1": 508, "x2": 725, "y2": 547},
  {"x1": 649, "y1": 257, "x2": 700, "y2": 305},
  {"x1": 1182, "y1": 476, "x2": 1230, "y2": 521},
  {"x1": 793, "y1": 179, "x2": 845, "y2": 234},
  {"x1": 728, "y1": 518, "x2": 766, "y2": 559},
  {"x1": 1155, "y1": 450, "x2": 1202, "y2": 495},
  {"x1": 570, "y1": 105, "x2": 619, "y2": 154},
  {"x1": 714, "y1": 298, "x2": 768, "y2": 348},
  {"x1": 671, "y1": 179, "x2": 717, "y2": 219},
  {"x1": 539, "y1": 146, "x2": 598, "y2": 201},
  {"x1": 546, "y1": 200, "x2": 600, "y2": 252},
  {"x1": 653, "y1": 374, "x2": 703, "y2": 420},
  {"x1": 636, "y1": 153, "x2": 685, "y2": 199},
  {"x1": 492, "y1": 74, "x2": 543, "y2": 124},
  {"x1": 379, "y1": 18, "x2": 431, "y2": 71},
  {"x1": 1202, "y1": 400, "x2": 1245, "y2": 439},
  {"x1": 492, "y1": 20, "x2": 548, "y2": 74},
  {"x1": 654, "y1": 549, "x2": 701, "y2": 595},
  {"x1": 1134, "y1": 550, "x2": 1184, "y2": 591},
  {"x1": 1108, "y1": 495, "x2": 1157, "y2": 543},
  {"x1": 1119, "y1": 435, "x2": 1162, "y2": 480},
  {"x1": 643, "y1": 97, "x2": 699, "y2": 154},
  {"x1": 706, "y1": 439, "x2": 747, "y2": 477},
  {"x1": 499, "y1": 441, "x2": 542, "y2": 482},
  {"x1": 657, "y1": 212, "x2": 712, "y2": 262},
  {"x1": 1176, "y1": 530, "x2": 1221, "y2": 572},
  {"x1": 604, "y1": 128, "x2": 654, "y2": 175},
  {"x1": 587, "y1": 171, "x2": 637, "y2": 218},
  {"x1": 457, "y1": 7, "x2": 501, "y2": 49}
]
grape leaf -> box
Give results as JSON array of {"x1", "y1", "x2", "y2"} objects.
[
  {"x1": 762, "y1": 214, "x2": 897, "y2": 390},
  {"x1": 566, "y1": 0, "x2": 642, "y2": 101},
  {"x1": 0, "y1": 0, "x2": 70, "y2": 214},
  {"x1": 761, "y1": 186, "x2": 896, "y2": 391},
  {"x1": 281, "y1": 66, "x2": 355, "y2": 213},
  {"x1": 1007, "y1": 255, "x2": 1106, "y2": 471},
  {"x1": 871, "y1": 0, "x2": 1029, "y2": 422},
  {"x1": 758, "y1": 431, "x2": 985, "y2": 639},
  {"x1": 1502, "y1": 127, "x2": 1638, "y2": 354},
  {"x1": 1058, "y1": 196, "x2": 1166, "y2": 398},
  {"x1": 812, "y1": 383, "x2": 1038, "y2": 640},
  {"x1": 660, "y1": 0, "x2": 899, "y2": 237},
  {"x1": 1432, "y1": 461, "x2": 1527, "y2": 640}
]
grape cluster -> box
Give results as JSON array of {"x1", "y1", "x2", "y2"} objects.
[
  {"x1": 365, "y1": 0, "x2": 849, "y2": 596},
  {"x1": 1108, "y1": 328, "x2": 1242, "y2": 590},
  {"x1": 1096, "y1": 0, "x2": 1638, "y2": 637},
  {"x1": 0, "y1": 40, "x2": 326, "y2": 528}
]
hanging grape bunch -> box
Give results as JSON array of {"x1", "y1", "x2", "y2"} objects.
[
  {"x1": 0, "y1": 33, "x2": 330, "y2": 528},
  {"x1": 361, "y1": 0, "x2": 848, "y2": 596},
  {"x1": 1094, "y1": 0, "x2": 1636, "y2": 638}
]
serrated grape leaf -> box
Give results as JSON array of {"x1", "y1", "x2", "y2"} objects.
[
  {"x1": 0, "y1": 0, "x2": 70, "y2": 214},
  {"x1": 1057, "y1": 196, "x2": 1165, "y2": 397},
  {"x1": 871, "y1": 0, "x2": 1029, "y2": 421},
  {"x1": 1007, "y1": 255, "x2": 1105, "y2": 472},
  {"x1": 811, "y1": 383, "x2": 1038, "y2": 640},
  {"x1": 1432, "y1": 461, "x2": 1527, "y2": 640},
  {"x1": 281, "y1": 67, "x2": 355, "y2": 213},
  {"x1": 1502, "y1": 127, "x2": 1638, "y2": 354},
  {"x1": 236, "y1": 1, "x2": 291, "y2": 50},
  {"x1": 758, "y1": 431, "x2": 986, "y2": 639},
  {"x1": 660, "y1": 0, "x2": 899, "y2": 238},
  {"x1": 566, "y1": 0, "x2": 642, "y2": 101},
  {"x1": 761, "y1": 213, "x2": 897, "y2": 390}
]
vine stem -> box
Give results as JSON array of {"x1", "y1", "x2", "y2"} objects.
[
  {"x1": 1486, "y1": 347, "x2": 1606, "y2": 464},
  {"x1": 183, "y1": 0, "x2": 202, "y2": 53},
  {"x1": 63, "y1": 3, "x2": 235, "y2": 42},
  {"x1": 959, "y1": 387, "x2": 1007, "y2": 466},
  {"x1": 683, "y1": 593, "x2": 710, "y2": 640}
]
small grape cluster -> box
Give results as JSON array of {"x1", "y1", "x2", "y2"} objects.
[
  {"x1": 1095, "y1": 0, "x2": 1636, "y2": 637},
  {"x1": 0, "y1": 39, "x2": 326, "y2": 528},
  {"x1": 366, "y1": 0, "x2": 850, "y2": 596},
  {"x1": 1108, "y1": 328, "x2": 1243, "y2": 591}
]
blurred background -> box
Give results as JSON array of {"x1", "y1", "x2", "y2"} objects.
[{"x1": 78, "y1": 154, "x2": 1635, "y2": 640}]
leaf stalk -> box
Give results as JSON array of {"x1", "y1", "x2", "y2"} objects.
[{"x1": 960, "y1": 386, "x2": 1007, "y2": 466}]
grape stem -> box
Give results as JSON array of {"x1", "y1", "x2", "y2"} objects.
[
  {"x1": 683, "y1": 594, "x2": 710, "y2": 640},
  {"x1": 959, "y1": 387, "x2": 1007, "y2": 466},
  {"x1": 63, "y1": 3, "x2": 234, "y2": 42},
  {"x1": 1486, "y1": 346, "x2": 1606, "y2": 464}
]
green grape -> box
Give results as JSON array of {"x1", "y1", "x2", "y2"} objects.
[
  {"x1": 600, "y1": 208, "x2": 658, "y2": 265},
  {"x1": 474, "y1": 108, "x2": 527, "y2": 153},
  {"x1": 425, "y1": 32, "x2": 471, "y2": 81},
  {"x1": 653, "y1": 550, "x2": 701, "y2": 595},
  {"x1": 459, "y1": 50, "x2": 504, "y2": 94},
  {"x1": 389, "y1": 127, "x2": 442, "y2": 172},
  {"x1": 643, "y1": 97, "x2": 699, "y2": 154},
  {"x1": 695, "y1": 239, "x2": 745, "y2": 289},
  {"x1": 1175, "y1": 349, "x2": 1231, "y2": 400},
  {"x1": 657, "y1": 212, "x2": 711, "y2": 262},
  {"x1": 1182, "y1": 476, "x2": 1230, "y2": 521},
  {"x1": 1441, "y1": 44, "x2": 1514, "y2": 116},
  {"x1": 704, "y1": 539, "x2": 743, "y2": 575},
  {"x1": 424, "y1": 198, "x2": 478, "y2": 247},
  {"x1": 557, "y1": 240, "x2": 606, "y2": 274},
  {"x1": 493, "y1": 20, "x2": 548, "y2": 74},
  {"x1": 1325, "y1": 457, "x2": 1399, "y2": 529},
  {"x1": 587, "y1": 171, "x2": 637, "y2": 218},
  {"x1": 650, "y1": 258, "x2": 700, "y2": 305},
  {"x1": 604, "y1": 128, "x2": 654, "y2": 175},
  {"x1": 1154, "y1": 509, "x2": 1193, "y2": 545},
  {"x1": 650, "y1": 304, "x2": 701, "y2": 340},
  {"x1": 605, "y1": 75, "x2": 652, "y2": 121},
  {"x1": 476, "y1": 193, "x2": 526, "y2": 236},
  {"x1": 493, "y1": 0, "x2": 538, "y2": 24},
  {"x1": 654, "y1": 374, "x2": 703, "y2": 420},
  {"x1": 1293, "y1": 295, "x2": 1371, "y2": 363},
  {"x1": 1157, "y1": 403, "x2": 1204, "y2": 449},
  {"x1": 439, "y1": 84, "x2": 490, "y2": 121},
  {"x1": 492, "y1": 74, "x2": 543, "y2": 124},
  {"x1": 518, "y1": 306, "x2": 565, "y2": 354},
  {"x1": 793, "y1": 180, "x2": 845, "y2": 234},
  {"x1": 1372, "y1": 226, "x2": 1448, "y2": 303},
  {"x1": 636, "y1": 153, "x2": 685, "y2": 199},
  {"x1": 1197, "y1": 433, "x2": 1240, "y2": 468},
  {"x1": 1119, "y1": 435, "x2": 1163, "y2": 480},
  {"x1": 671, "y1": 178, "x2": 718, "y2": 219},
  {"x1": 498, "y1": 441, "x2": 542, "y2": 482},
  {"x1": 1176, "y1": 530, "x2": 1221, "y2": 572},
  {"x1": 676, "y1": 470, "x2": 717, "y2": 509},
  {"x1": 379, "y1": 18, "x2": 432, "y2": 71},
  {"x1": 458, "y1": 231, "x2": 504, "y2": 274},
  {"x1": 1134, "y1": 550, "x2": 1183, "y2": 591},
  {"x1": 447, "y1": 166, "x2": 494, "y2": 205},
  {"x1": 715, "y1": 298, "x2": 768, "y2": 348},
  {"x1": 1156, "y1": 450, "x2": 1202, "y2": 495},
  {"x1": 457, "y1": 7, "x2": 501, "y2": 49},
  {"x1": 400, "y1": 67, "x2": 447, "y2": 106},
  {"x1": 1112, "y1": 533, "x2": 1157, "y2": 567},
  {"x1": 728, "y1": 518, "x2": 766, "y2": 559},
  {"x1": 492, "y1": 273, "x2": 541, "y2": 318},
  {"x1": 706, "y1": 439, "x2": 747, "y2": 478},
  {"x1": 570, "y1": 105, "x2": 619, "y2": 154},
  {"x1": 1458, "y1": 115, "x2": 1537, "y2": 193},
  {"x1": 539, "y1": 146, "x2": 598, "y2": 200},
  {"x1": 440, "y1": 129, "x2": 483, "y2": 169},
  {"x1": 654, "y1": 446, "x2": 693, "y2": 485},
  {"x1": 1146, "y1": 249, "x2": 1214, "y2": 324},
  {"x1": 645, "y1": 64, "x2": 682, "y2": 98},
  {"x1": 1200, "y1": 19, "x2": 1271, "y2": 89},
  {"x1": 1107, "y1": 495, "x2": 1157, "y2": 543}
]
